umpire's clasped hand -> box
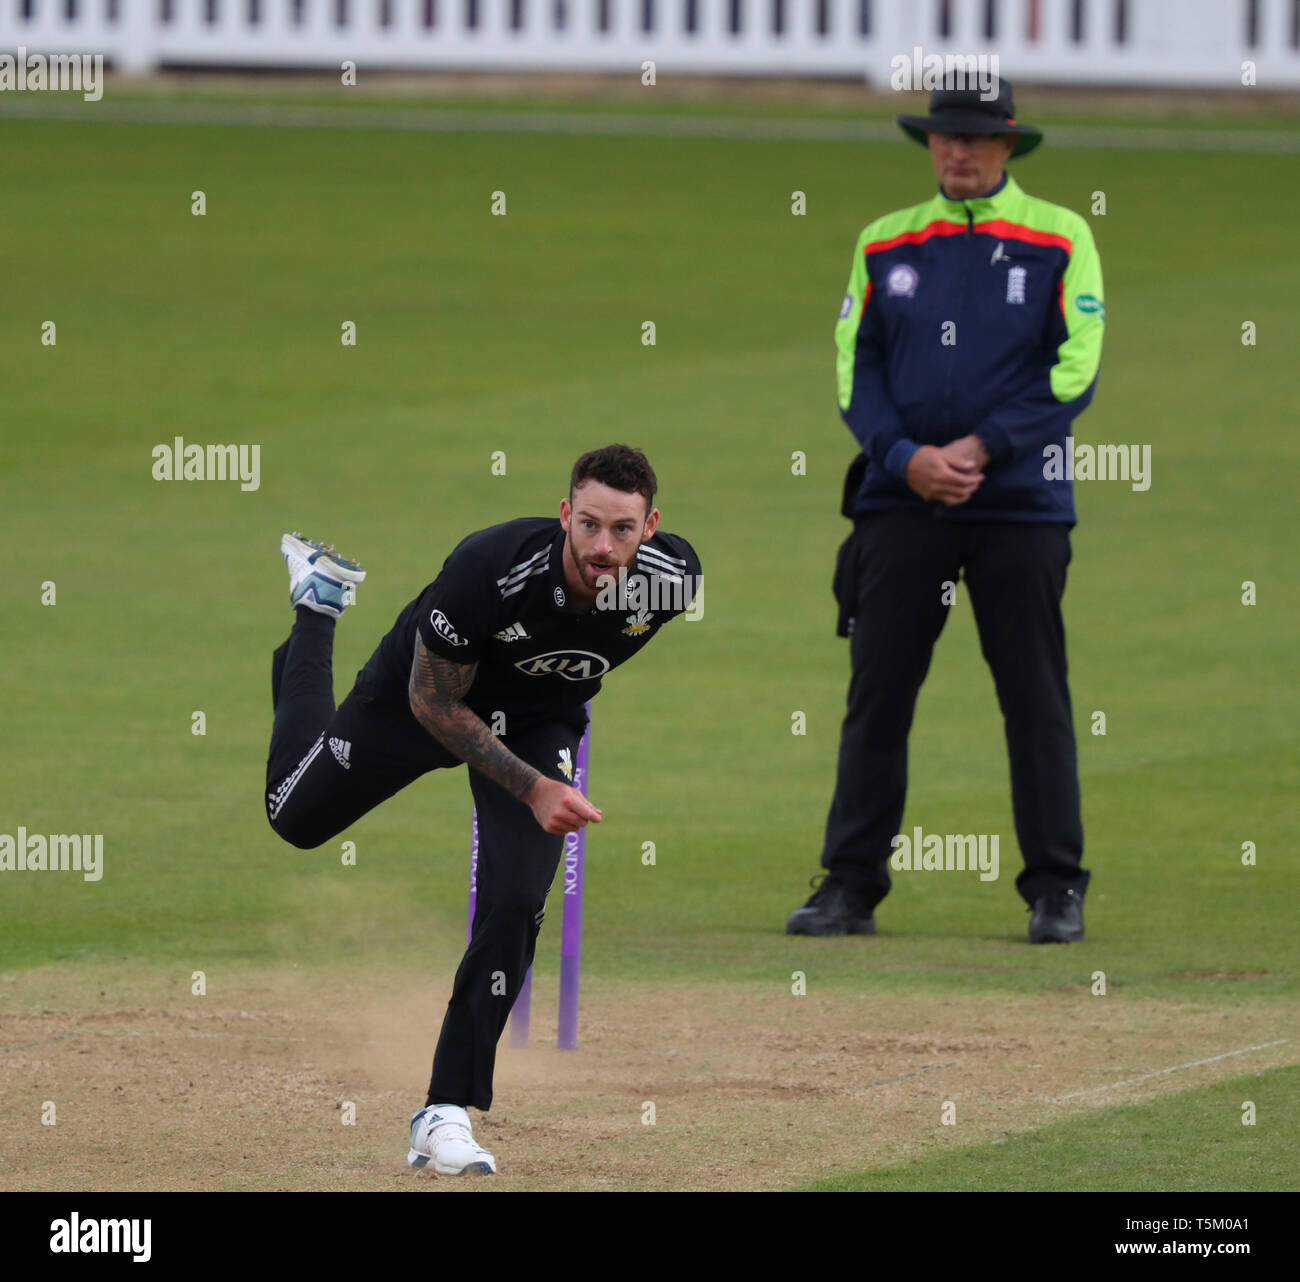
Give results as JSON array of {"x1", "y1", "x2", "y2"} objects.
[{"x1": 905, "y1": 441, "x2": 986, "y2": 506}]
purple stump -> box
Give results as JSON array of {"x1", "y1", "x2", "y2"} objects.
[
  {"x1": 558, "y1": 712, "x2": 591, "y2": 1050},
  {"x1": 466, "y1": 807, "x2": 479, "y2": 945}
]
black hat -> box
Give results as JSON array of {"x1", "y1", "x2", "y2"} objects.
[{"x1": 897, "y1": 77, "x2": 1042, "y2": 158}]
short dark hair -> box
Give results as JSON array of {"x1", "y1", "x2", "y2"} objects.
[{"x1": 569, "y1": 444, "x2": 658, "y2": 514}]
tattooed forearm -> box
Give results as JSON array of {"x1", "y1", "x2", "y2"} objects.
[{"x1": 409, "y1": 636, "x2": 541, "y2": 802}]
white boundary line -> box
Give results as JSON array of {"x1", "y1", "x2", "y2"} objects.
[
  {"x1": 2, "y1": 99, "x2": 1300, "y2": 153},
  {"x1": 1054, "y1": 1039, "x2": 1290, "y2": 1102}
]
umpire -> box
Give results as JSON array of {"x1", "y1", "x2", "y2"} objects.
[{"x1": 787, "y1": 77, "x2": 1105, "y2": 943}]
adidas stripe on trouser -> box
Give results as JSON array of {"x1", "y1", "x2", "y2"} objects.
[
  {"x1": 266, "y1": 609, "x2": 461, "y2": 848},
  {"x1": 265, "y1": 606, "x2": 586, "y2": 1112}
]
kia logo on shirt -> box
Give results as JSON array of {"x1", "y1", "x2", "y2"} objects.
[
  {"x1": 429, "y1": 608, "x2": 468, "y2": 647},
  {"x1": 515, "y1": 650, "x2": 611, "y2": 681}
]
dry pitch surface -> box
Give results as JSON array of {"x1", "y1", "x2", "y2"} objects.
[{"x1": 1, "y1": 959, "x2": 1293, "y2": 1192}]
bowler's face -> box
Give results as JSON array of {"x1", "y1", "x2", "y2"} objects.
[
  {"x1": 928, "y1": 132, "x2": 1016, "y2": 200},
  {"x1": 560, "y1": 481, "x2": 659, "y2": 601}
]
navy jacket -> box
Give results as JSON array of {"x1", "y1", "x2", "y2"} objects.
[{"x1": 836, "y1": 173, "x2": 1106, "y2": 523}]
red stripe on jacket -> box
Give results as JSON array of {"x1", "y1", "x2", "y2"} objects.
[{"x1": 863, "y1": 218, "x2": 1073, "y2": 258}]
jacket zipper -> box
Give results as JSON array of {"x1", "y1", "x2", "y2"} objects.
[{"x1": 942, "y1": 203, "x2": 975, "y2": 442}]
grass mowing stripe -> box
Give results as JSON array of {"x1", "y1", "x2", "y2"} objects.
[
  {"x1": 4, "y1": 98, "x2": 1300, "y2": 151},
  {"x1": 801, "y1": 1064, "x2": 1300, "y2": 1192}
]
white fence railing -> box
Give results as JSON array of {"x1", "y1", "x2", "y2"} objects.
[{"x1": 2, "y1": 0, "x2": 1298, "y2": 86}]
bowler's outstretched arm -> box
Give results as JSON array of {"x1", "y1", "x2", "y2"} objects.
[{"x1": 408, "y1": 636, "x2": 600, "y2": 834}]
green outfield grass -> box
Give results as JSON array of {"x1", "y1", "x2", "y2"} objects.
[
  {"x1": 804, "y1": 1063, "x2": 1300, "y2": 1192},
  {"x1": 2, "y1": 90, "x2": 1295, "y2": 1190}
]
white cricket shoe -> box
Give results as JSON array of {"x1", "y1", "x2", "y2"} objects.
[
  {"x1": 280, "y1": 532, "x2": 367, "y2": 618},
  {"x1": 407, "y1": 1104, "x2": 497, "y2": 1176}
]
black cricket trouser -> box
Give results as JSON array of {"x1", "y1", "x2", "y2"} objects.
[
  {"x1": 821, "y1": 509, "x2": 1088, "y2": 909},
  {"x1": 264, "y1": 608, "x2": 582, "y2": 1112}
]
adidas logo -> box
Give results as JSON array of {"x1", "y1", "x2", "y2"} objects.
[
  {"x1": 494, "y1": 622, "x2": 529, "y2": 642},
  {"x1": 329, "y1": 737, "x2": 352, "y2": 770}
]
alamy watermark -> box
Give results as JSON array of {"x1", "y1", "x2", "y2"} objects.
[
  {"x1": 50, "y1": 1214, "x2": 150, "y2": 1262},
  {"x1": 890, "y1": 826, "x2": 999, "y2": 882},
  {"x1": 151, "y1": 437, "x2": 261, "y2": 491},
  {"x1": 594, "y1": 566, "x2": 704, "y2": 621},
  {"x1": 1043, "y1": 436, "x2": 1151, "y2": 491},
  {"x1": 0, "y1": 48, "x2": 103, "y2": 102},
  {"x1": 888, "y1": 48, "x2": 1001, "y2": 102},
  {"x1": 1, "y1": 828, "x2": 103, "y2": 881}
]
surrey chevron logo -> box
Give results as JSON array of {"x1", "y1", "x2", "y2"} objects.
[
  {"x1": 622, "y1": 609, "x2": 654, "y2": 637},
  {"x1": 558, "y1": 748, "x2": 574, "y2": 780}
]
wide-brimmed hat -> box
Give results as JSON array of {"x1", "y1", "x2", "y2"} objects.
[{"x1": 897, "y1": 77, "x2": 1042, "y2": 158}]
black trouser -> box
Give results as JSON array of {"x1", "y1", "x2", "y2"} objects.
[
  {"x1": 822, "y1": 509, "x2": 1088, "y2": 909},
  {"x1": 264, "y1": 608, "x2": 582, "y2": 1111}
]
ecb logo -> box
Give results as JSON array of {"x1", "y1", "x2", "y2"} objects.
[
  {"x1": 515, "y1": 650, "x2": 611, "y2": 681},
  {"x1": 886, "y1": 264, "x2": 919, "y2": 297}
]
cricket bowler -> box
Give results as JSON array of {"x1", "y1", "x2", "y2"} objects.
[{"x1": 263, "y1": 445, "x2": 701, "y2": 1174}]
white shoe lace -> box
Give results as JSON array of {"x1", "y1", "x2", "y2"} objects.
[
  {"x1": 423, "y1": 1108, "x2": 480, "y2": 1154},
  {"x1": 431, "y1": 1118, "x2": 473, "y2": 1148}
]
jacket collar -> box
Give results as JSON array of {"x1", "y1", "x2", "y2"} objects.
[{"x1": 934, "y1": 170, "x2": 1017, "y2": 216}]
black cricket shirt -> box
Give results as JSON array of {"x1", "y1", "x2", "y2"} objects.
[{"x1": 353, "y1": 517, "x2": 702, "y2": 732}]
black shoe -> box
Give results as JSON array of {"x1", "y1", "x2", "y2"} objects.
[
  {"x1": 1028, "y1": 887, "x2": 1085, "y2": 943},
  {"x1": 785, "y1": 874, "x2": 876, "y2": 936}
]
